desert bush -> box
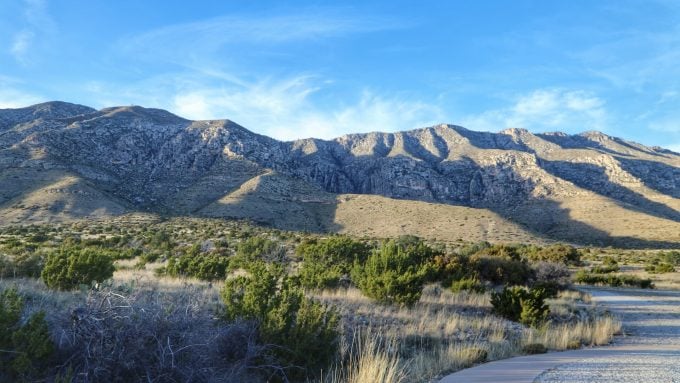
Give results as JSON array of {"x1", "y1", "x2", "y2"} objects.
[
  {"x1": 41, "y1": 247, "x2": 115, "y2": 290},
  {"x1": 645, "y1": 262, "x2": 675, "y2": 274},
  {"x1": 55, "y1": 288, "x2": 260, "y2": 383},
  {"x1": 431, "y1": 253, "x2": 471, "y2": 286},
  {"x1": 450, "y1": 277, "x2": 486, "y2": 293},
  {"x1": 230, "y1": 237, "x2": 286, "y2": 269},
  {"x1": 658, "y1": 250, "x2": 680, "y2": 266},
  {"x1": 222, "y1": 262, "x2": 339, "y2": 380},
  {"x1": 591, "y1": 265, "x2": 620, "y2": 273},
  {"x1": 526, "y1": 244, "x2": 580, "y2": 265},
  {"x1": 573, "y1": 271, "x2": 654, "y2": 288},
  {"x1": 164, "y1": 253, "x2": 229, "y2": 280},
  {"x1": 531, "y1": 262, "x2": 570, "y2": 298},
  {"x1": 470, "y1": 254, "x2": 534, "y2": 286},
  {"x1": 602, "y1": 256, "x2": 618, "y2": 266},
  {"x1": 297, "y1": 237, "x2": 371, "y2": 289},
  {"x1": 0, "y1": 252, "x2": 44, "y2": 278},
  {"x1": 532, "y1": 262, "x2": 570, "y2": 285},
  {"x1": 351, "y1": 239, "x2": 436, "y2": 306},
  {"x1": 490, "y1": 286, "x2": 549, "y2": 327},
  {"x1": 456, "y1": 241, "x2": 491, "y2": 257},
  {"x1": 0, "y1": 288, "x2": 54, "y2": 382}
]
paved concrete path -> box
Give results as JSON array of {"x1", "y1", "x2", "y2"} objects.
[{"x1": 439, "y1": 287, "x2": 680, "y2": 383}]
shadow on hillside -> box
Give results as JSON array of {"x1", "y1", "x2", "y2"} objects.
[
  {"x1": 615, "y1": 157, "x2": 680, "y2": 199},
  {"x1": 536, "y1": 133, "x2": 667, "y2": 159},
  {"x1": 274, "y1": 147, "x2": 680, "y2": 248},
  {"x1": 495, "y1": 197, "x2": 679, "y2": 249},
  {"x1": 197, "y1": 172, "x2": 343, "y2": 234},
  {"x1": 539, "y1": 159, "x2": 680, "y2": 223},
  {"x1": 452, "y1": 127, "x2": 535, "y2": 152}
]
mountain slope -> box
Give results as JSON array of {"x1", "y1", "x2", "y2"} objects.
[{"x1": 0, "y1": 101, "x2": 678, "y2": 247}]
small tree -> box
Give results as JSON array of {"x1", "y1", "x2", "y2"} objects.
[
  {"x1": 221, "y1": 263, "x2": 339, "y2": 379},
  {"x1": 297, "y1": 236, "x2": 371, "y2": 289},
  {"x1": 528, "y1": 244, "x2": 581, "y2": 265},
  {"x1": 351, "y1": 238, "x2": 436, "y2": 306},
  {"x1": 0, "y1": 288, "x2": 54, "y2": 381},
  {"x1": 491, "y1": 286, "x2": 549, "y2": 327},
  {"x1": 41, "y1": 248, "x2": 115, "y2": 290}
]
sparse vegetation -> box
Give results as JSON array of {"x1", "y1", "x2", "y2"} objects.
[
  {"x1": 0, "y1": 220, "x2": 630, "y2": 382},
  {"x1": 41, "y1": 247, "x2": 115, "y2": 290},
  {"x1": 491, "y1": 286, "x2": 549, "y2": 327},
  {"x1": 644, "y1": 262, "x2": 675, "y2": 274},
  {"x1": 351, "y1": 238, "x2": 436, "y2": 306},
  {"x1": 297, "y1": 236, "x2": 371, "y2": 289},
  {"x1": 0, "y1": 288, "x2": 54, "y2": 382},
  {"x1": 221, "y1": 262, "x2": 339, "y2": 379},
  {"x1": 574, "y1": 270, "x2": 654, "y2": 288}
]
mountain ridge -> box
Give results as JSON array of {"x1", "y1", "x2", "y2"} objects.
[{"x1": 1, "y1": 101, "x2": 678, "y2": 248}]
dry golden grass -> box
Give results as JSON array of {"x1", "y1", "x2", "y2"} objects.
[
  {"x1": 527, "y1": 315, "x2": 621, "y2": 349},
  {"x1": 314, "y1": 285, "x2": 620, "y2": 383},
  {"x1": 113, "y1": 260, "x2": 225, "y2": 295},
  {"x1": 320, "y1": 332, "x2": 408, "y2": 383}
]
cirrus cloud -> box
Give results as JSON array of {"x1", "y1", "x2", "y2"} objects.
[{"x1": 460, "y1": 89, "x2": 608, "y2": 134}]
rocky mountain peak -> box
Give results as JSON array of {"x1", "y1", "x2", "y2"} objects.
[
  {"x1": 0, "y1": 101, "x2": 678, "y2": 247},
  {"x1": 0, "y1": 101, "x2": 96, "y2": 129},
  {"x1": 98, "y1": 105, "x2": 188, "y2": 125}
]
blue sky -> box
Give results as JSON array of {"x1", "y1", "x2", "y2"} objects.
[{"x1": 1, "y1": 1, "x2": 680, "y2": 150}]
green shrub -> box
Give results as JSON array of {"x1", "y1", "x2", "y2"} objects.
[
  {"x1": 221, "y1": 263, "x2": 339, "y2": 379},
  {"x1": 432, "y1": 253, "x2": 471, "y2": 285},
  {"x1": 230, "y1": 237, "x2": 284, "y2": 269},
  {"x1": 531, "y1": 281, "x2": 560, "y2": 299},
  {"x1": 41, "y1": 248, "x2": 115, "y2": 290},
  {"x1": 297, "y1": 237, "x2": 371, "y2": 289},
  {"x1": 526, "y1": 244, "x2": 581, "y2": 265},
  {"x1": 602, "y1": 256, "x2": 618, "y2": 266},
  {"x1": 490, "y1": 286, "x2": 549, "y2": 327},
  {"x1": 470, "y1": 255, "x2": 534, "y2": 285},
  {"x1": 645, "y1": 263, "x2": 675, "y2": 274},
  {"x1": 451, "y1": 277, "x2": 486, "y2": 293},
  {"x1": 573, "y1": 270, "x2": 654, "y2": 289},
  {"x1": 164, "y1": 253, "x2": 229, "y2": 280},
  {"x1": 591, "y1": 265, "x2": 620, "y2": 274},
  {"x1": 457, "y1": 241, "x2": 491, "y2": 257},
  {"x1": 351, "y1": 239, "x2": 436, "y2": 306},
  {"x1": 658, "y1": 251, "x2": 680, "y2": 266},
  {"x1": 0, "y1": 252, "x2": 43, "y2": 278},
  {"x1": 0, "y1": 288, "x2": 54, "y2": 381}
]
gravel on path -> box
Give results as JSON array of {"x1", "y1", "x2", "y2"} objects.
[
  {"x1": 535, "y1": 287, "x2": 680, "y2": 382},
  {"x1": 440, "y1": 287, "x2": 680, "y2": 383}
]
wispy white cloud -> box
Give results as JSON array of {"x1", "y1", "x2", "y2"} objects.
[
  {"x1": 118, "y1": 10, "x2": 401, "y2": 65},
  {"x1": 10, "y1": 0, "x2": 55, "y2": 64},
  {"x1": 0, "y1": 77, "x2": 42, "y2": 108},
  {"x1": 578, "y1": 25, "x2": 680, "y2": 92},
  {"x1": 10, "y1": 30, "x2": 34, "y2": 61},
  {"x1": 460, "y1": 89, "x2": 608, "y2": 133},
  {"x1": 174, "y1": 87, "x2": 443, "y2": 141},
  {"x1": 82, "y1": 73, "x2": 444, "y2": 140},
  {"x1": 647, "y1": 117, "x2": 680, "y2": 133}
]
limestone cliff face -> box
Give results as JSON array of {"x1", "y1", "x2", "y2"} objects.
[{"x1": 1, "y1": 102, "x2": 678, "y2": 227}]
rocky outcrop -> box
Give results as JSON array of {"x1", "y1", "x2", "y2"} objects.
[{"x1": 0, "y1": 102, "x2": 678, "y2": 232}]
